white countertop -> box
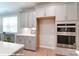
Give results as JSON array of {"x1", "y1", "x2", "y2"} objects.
[
  {"x1": 16, "y1": 34, "x2": 35, "y2": 37},
  {"x1": 0, "y1": 41, "x2": 24, "y2": 56}
]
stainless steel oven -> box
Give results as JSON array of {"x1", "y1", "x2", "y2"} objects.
[{"x1": 57, "y1": 23, "x2": 76, "y2": 49}]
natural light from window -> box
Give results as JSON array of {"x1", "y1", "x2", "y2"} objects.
[{"x1": 3, "y1": 16, "x2": 17, "y2": 33}]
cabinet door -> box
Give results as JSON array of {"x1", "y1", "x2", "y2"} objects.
[
  {"x1": 24, "y1": 12, "x2": 29, "y2": 27},
  {"x1": 28, "y1": 11, "x2": 36, "y2": 28},
  {"x1": 20, "y1": 13, "x2": 25, "y2": 28},
  {"x1": 46, "y1": 6, "x2": 56, "y2": 16},
  {"x1": 29, "y1": 37, "x2": 36, "y2": 50},
  {"x1": 56, "y1": 4, "x2": 66, "y2": 21},
  {"x1": 20, "y1": 12, "x2": 28, "y2": 28},
  {"x1": 24, "y1": 36, "x2": 30, "y2": 49},
  {"x1": 28, "y1": 12, "x2": 33, "y2": 28},
  {"x1": 24, "y1": 36, "x2": 36, "y2": 50},
  {"x1": 66, "y1": 3, "x2": 77, "y2": 20},
  {"x1": 16, "y1": 36, "x2": 24, "y2": 44},
  {"x1": 35, "y1": 7, "x2": 45, "y2": 17}
]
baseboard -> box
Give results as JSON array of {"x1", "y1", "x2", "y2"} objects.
[{"x1": 40, "y1": 45, "x2": 56, "y2": 50}]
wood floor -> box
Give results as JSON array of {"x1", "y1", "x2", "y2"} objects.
[{"x1": 16, "y1": 48, "x2": 57, "y2": 56}]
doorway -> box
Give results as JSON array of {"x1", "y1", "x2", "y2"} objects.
[{"x1": 36, "y1": 16, "x2": 56, "y2": 49}]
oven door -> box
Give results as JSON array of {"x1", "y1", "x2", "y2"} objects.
[{"x1": 57, "y1": 35, "x2": 76, "y2": 49}]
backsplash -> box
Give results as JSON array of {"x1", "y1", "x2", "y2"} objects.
[{"x1": 21, "y1": 28, "x2": 36, "y2": 34}]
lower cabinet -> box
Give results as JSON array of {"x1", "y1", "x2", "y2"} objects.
[
  {"x1": 24, "y1": 36, "x2": 36, "y2": 50},
  {"x1": 16, "y1": 36, "x2": 24, "y2": 44},
  {"x1": 16, "y1": 36, "x2": 36, "y2": 51}
]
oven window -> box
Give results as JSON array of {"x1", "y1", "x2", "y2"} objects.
[{"x1": 57, "y1": 35, "x2": 75, "y2": 45}]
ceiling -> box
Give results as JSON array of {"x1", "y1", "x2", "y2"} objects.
[{"x1": 0, "y1": 2, "x2": 38, "y2": 15}]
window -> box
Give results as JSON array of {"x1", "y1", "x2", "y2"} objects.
[{"x1": 3, "y1": 16, "x2": 18, "y2": 33}]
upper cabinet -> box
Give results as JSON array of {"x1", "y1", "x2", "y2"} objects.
[
  {"x1": 66, "y1": 3, "x2": 77, "y2": 21},
  {"x1": 46, "y1": 6, "x2": 56, "y2": 16},
  {"x1": 28, "y1": 11, "x2": 36, "y2": 28},
  {"x1": 35, "y1": 6, "x2": 46, "y2": 17},
  {"x1": 56, "y1": 4, "x2": 66, "y2": 21},
  {"x1": 20, "y1": 10, "x2": 36, "y2": 28},
  {"x1": 19, "y1": 3, "x2": 78, "y2": 28},
  {"x1": 56, "y1": 3, "x2": 77, "y2": 21},
  {"x1": 24, "y1": 12, "x2": 29, "y2": 27},
  {"x1": 20, "y1": 12, "x2": 26, "y2": 28},
  {"x1": 35, "y1": 5, "x2": 56, "y2": 17}
]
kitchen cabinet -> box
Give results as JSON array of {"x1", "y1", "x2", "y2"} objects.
[
  {"x1": 20, "y1": 12, "x2": 28, "y2": 28},
  {"x1": 56, "y1": 3, "x2": 77, "y2": 21},
  {"x1": 24, "y1": 12, "x2": 29, "y2": 27},
  {"x1": 24, "y1": 36, "x2": 36, "y2": 50},
  {"x1": 28, "y1": 11, "x2": 36, "y2": 28},
  {"x1": 16, "y1": 35, "x2": 36, "y2": 50},
  {"x1": 46, "y1": 6, "x2": 56, "y2": 16},
  {"x1": 36, "y1": 6, "x2": 56, "y2": 17},
  {"x1": 20, "y1": 11, "x2": 36, "y2": 28},
  {"x1": 16, "y1": 36, "x2": 24, "y2": 44},
  {"x1": 56, "y1": 4, "x2": 66, "y2": 21},
  {"x1": 35, "y1": 7, "x2": 46, "y2": 17},
  {"x1": 66, "y1": 3, "x2": 77, "y2": 21}
]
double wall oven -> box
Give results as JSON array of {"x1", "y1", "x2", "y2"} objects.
[{"x1": 56, "y1": 22, "x2": 76, "y2": 49}]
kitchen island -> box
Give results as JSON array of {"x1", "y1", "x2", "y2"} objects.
[{"x1": 0, "y1": 41, "x2": 24, "y2": 56}]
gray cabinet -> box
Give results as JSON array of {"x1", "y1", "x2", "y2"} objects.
[
  {"x1": 56, "y1": 4, "x2": 66, "y2": 21},
  {"x1": 36, "y1": 5, "x2": 56, "y2": 17},
  {"x1": 28, "y1": 11, "x2": 36, "y2": 28},
  {"x1": 46, "y1": 6, "x2": 56, "y2": 16},
  {"x1": 56, "y1": 3, "x2": 77, "y2": 21},
  {"x1": 20, "y1": 12, "x2": 28, "y2": 28},
  {"x1": 66, "y1": 3, "x2": 77, "y2": 21},
  {"x1": 16, "y1": 36, "x2": 24, "y2": 44},
  {"x1": 24, "y1": 36, "x2": 36, "y2": 50},
  {"x1": 20, "y1": 11, "x2": 36, "y2": 28},
  {"x1": 16, "y1": 35, "x2": 36, "y2": 50},
  {"x1": 35, "y1": 7, "x2": 46, "y2": 17}
]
